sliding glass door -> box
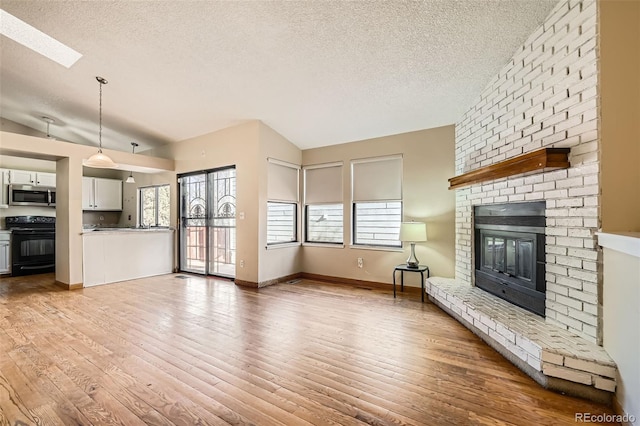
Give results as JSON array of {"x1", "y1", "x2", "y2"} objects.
[
  {"x1": 208, "y1": 168, "x2": 236, "y2": 276},
  {"x1": 179, "y1": 166, "x2": 236, "y2": 278}
]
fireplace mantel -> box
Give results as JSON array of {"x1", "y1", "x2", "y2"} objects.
[{"x1": 448, "y1": 148, "x2": 570, "y2": 190}]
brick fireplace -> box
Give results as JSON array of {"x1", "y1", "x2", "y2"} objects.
[{"x1": 426, "y1": 0, "x2": 618, "y2": 402}]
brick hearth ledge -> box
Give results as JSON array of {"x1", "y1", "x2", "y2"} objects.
[{"x1": 426, "y1": 277, "x2": 617, "y2": 404}]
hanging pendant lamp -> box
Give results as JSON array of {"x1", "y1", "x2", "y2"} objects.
[
  {"x1": 85, "y1": 76, "x2": 117, "y2": 168},
  {"x1": 126, "y1": 142, "x2": 138, "y2": 183}
]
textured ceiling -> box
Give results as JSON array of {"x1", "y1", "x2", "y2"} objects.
[{"x1": 0, "y1": 0, "x2": 557, "y2": 152}]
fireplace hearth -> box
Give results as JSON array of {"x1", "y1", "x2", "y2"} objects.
[{"x1": 474, "y1": 202, "x2": 546, "y2": 316}]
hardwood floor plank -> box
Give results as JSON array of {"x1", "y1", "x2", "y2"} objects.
[
  {"x1": 0, "y1": 273, "x2": 618, "y2": 426},
  {"x1": 0, "y1": 369, "x2": 37, "y2": 425},
  {"x1": 39, "y1": 332, "x2": 174, "y2": 426},
  {"x1": 5, "y1": 346, "x2": 94, "y2": 425}
]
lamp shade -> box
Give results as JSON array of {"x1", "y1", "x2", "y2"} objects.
[
  {"x1": 399, "y1": 222, "x2": 427, "y2": 242},
  {"x1": 85, "y1": 151, "x2": 118, "y2": 168}
]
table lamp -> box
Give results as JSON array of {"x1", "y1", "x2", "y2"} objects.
[{"x1": 399, "y1": 222, "x2": 427, "y2": 268}]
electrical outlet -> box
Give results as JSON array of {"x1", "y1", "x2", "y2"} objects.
[
  {"x1": 357, "y1": 257, "x2": 363, "y2": 268},
  {"x1": 240, "y1": 260, "x2": 245, "y2": 268}
]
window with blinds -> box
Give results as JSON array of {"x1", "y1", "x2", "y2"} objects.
[
  {"x1": 267, "y1": 159, "x2": 299, "y2": 245},
  {"x1": 304, "y1": 162, "x2": 343, "y2": 244},
  {"x1": 351, "y1": 155, "x2": 402, "y2": 247}
]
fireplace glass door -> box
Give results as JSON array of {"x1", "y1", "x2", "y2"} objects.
[
  {"x1": 482, "y1": 234, "x2": 534, "y2": 284},
  {"x1": 474, "y1": 201, "x2": 546, "y2": 317},
  {"x1": 478, "y1": 229, "x2": 539, "y2": 294}
]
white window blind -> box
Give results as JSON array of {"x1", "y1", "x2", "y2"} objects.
[
  {"x1": 351, "y1": 155, "x2": 402, "y2": 202},
  {"x1": 267, "y1": 159, "x2": 300, "y2": 202},
  {"x1": 304, "y1": 163, "x2": 343, "y2": 204}
]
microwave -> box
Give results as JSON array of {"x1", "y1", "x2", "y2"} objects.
[{"x1": 9, "y1": 184, "x2": 56, "y2": 207}]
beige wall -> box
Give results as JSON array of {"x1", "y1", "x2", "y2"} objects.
[
  {"x1": 0, "y1": 131, "x2": 174, "y2": 285},
  {"x1": 258, "y1": 122, "x2": 303, "y2": 283},
  {"x1": 151, "y1": 121, "x2": 262, "y2": 283},
  {"x1": 151, "y1": 121, "x2": 305, "y2": 285},
  {"x1": 600, "y1": 0, "x2": 640, "y2": 232},
  {"x1": 119, "y1": 172, "x2": 153, "y2": 227},
  {"x1": 0, "y1": 155, "x2": 57, "y2": 172},
  {"x1": 55, "y1": 157, "x2": 84, "y2": 285},
  {"x1": 600, "y1": 4, "x2": 640, "y2": 419},
  {"x1": 602, "y1": 247, "x2": 640, "y2": 424},
  {"x1": 2, "y1": 121, "x2": 455, "y2": 288},
  {"x1": 301, "y1": 125, "x2": 456, "y2": 286}
]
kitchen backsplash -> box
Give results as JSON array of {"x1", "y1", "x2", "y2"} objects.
[{"x1": 82, "y1": 211, "x2": 121, "y2": 226}]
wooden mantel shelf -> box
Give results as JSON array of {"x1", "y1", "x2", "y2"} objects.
[{"x1": 448, "y1": 148, "x2": 570, "y2": 190}]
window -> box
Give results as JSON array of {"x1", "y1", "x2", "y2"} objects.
[
  {"x1": 351, "y1": 156, "x2": 402, "y2": 247},
  {"x1": 267, "y1": 159, "x2": 299, "y2": 245},
  {"x1": 267, "y1": 202, "x2": 297, "y2": 243},
  {"x1": 353, "y1": 201, "x2": 402, "y2": 246},
  {"x1": 139, "y1": 184, "x2": 170, "y2": 227},
  {"x1": 306, "y1": 204, "x2": 343, "y2": 243},
  {"x1": 304, "y1": 163, "x2": 343, "y2": 244}
]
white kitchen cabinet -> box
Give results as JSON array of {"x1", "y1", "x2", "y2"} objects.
[
  {"x1": 36, "y1": 172, "x2": 56, "y2": 187},
  {"x1": 8, "y1": 170, "x2": 56, "y2": 187},
  {"x1": 8, "y1": 169, "x2": 33, "y2": 185},
  {"x1": 83, "y1": 177, "x2": 122, "y2": 211},
  {"x1": 82, "y1": 178, "x2": 93, "y2": 210},
  {"x1": 0, "y1": 169, "x2": 8, "y2": 207},
  {"x1": 0, "y1": 231, "x2": 10, "y2": 275}
]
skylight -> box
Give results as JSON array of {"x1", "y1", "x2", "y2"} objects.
[{"x1": 0, "y1": 9, "x2": 82, "y2": 68}]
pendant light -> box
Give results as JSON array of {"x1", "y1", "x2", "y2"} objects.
[
  {"x1": 126, "y1": 142, "x2": 138, "y2": 183},
  {"x1": 42, "y1": 116, "x2": 56, "y2": 139},
  {"x1": 85, "y1": 76, "x2": 117, "y2": 168}
]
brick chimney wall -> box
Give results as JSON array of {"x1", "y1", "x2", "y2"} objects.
[{"x1": 454, "y1": 0, "x2": 601, "y2": 343}]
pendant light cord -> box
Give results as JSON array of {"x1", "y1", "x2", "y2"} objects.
[
  {"x1": 96, "y1": 76, "x2": 108, "y2": 153},
  {"x1": 98, "y1": 79, "x2": 103, "y2": 153}
]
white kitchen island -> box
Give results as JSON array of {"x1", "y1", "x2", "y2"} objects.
[{"x1": 82, "y1": 228, "x2": 174, "y2": 287}]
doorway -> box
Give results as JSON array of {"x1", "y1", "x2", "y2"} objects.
[{"x1": 179, "y1": 166, "x2": 236, "y2": 278}]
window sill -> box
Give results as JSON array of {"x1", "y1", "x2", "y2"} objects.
[
  {"x1": 303, "y1": 242, "x2": 345, "y2": 249},
  {"x1": 266, "y1": 242, "x2": 301, "y2": 250},
  {"x1": 349, "y1": 245, "x2": 404, "y2": 253}
]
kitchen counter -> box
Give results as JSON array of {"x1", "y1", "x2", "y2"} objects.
[
  {"x1": 82, "y1": 228, "x2": 174, "y2": 287},
  {"x1": 82, "y1": 227, "x2": 174, "y2": 234}
]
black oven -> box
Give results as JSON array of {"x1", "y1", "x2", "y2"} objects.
[{"x1": 5, "y1": 216, "x2": 56, "y2": 276}]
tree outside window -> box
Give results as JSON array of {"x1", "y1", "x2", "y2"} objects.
[{"x1": 140, "y1": 184, "x2": 170, "y2": 227}]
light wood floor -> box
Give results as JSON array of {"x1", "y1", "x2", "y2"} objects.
[{"x1": 0, "y1": 273, "x2": 616, "y2": 425}]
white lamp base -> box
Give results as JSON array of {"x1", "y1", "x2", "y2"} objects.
[{"x1": 406, "y1": 242, "x2": 419, "y2": 268}]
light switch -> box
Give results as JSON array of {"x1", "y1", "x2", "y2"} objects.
[{"x1": 239, "y1": 212, "x2": 245, "y2": 220}]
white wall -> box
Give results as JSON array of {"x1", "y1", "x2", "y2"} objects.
[{"x1": 602, "y1": 247, "x2": 640, "y2": 425}]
